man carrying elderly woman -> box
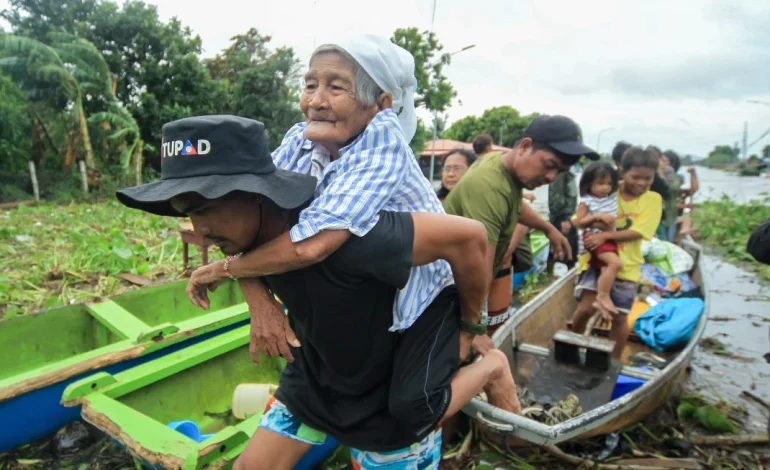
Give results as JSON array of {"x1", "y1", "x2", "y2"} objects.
[{"x1": 171, "y1": 35, "x2": 519, "y2": 468}]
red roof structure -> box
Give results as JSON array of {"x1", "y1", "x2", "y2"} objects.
[{"x1": 419, "y1": 139, "x2": 510, "y2": 158}]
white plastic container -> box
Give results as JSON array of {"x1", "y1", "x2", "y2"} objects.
[{"x1": 231, "y1": 383, "x2": 278, "y2": 419}]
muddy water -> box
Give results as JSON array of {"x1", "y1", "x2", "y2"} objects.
[
  {"x1": 688, "y1": 254, "x2": 770, "y2": 433},
  {"x1": 532, "y1": 166, "x2": 768, "y2": 212},
  {"x1": 690, "y1": 167, "x2": 769, "y2": 203}
]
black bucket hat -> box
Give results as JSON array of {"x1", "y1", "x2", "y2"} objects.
[
  {"x1": 116, "y1": 115, "x2": 316, "y2": 217},
  {"x1": 522, "y1": 115, "x2": 600, "y2": 161}
]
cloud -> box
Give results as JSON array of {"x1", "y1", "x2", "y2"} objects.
[
  {"x1": 2, "y1": 0, "x2": 768, "y2": 155},
  {"x1": 547, "y1": 0, "x2": 770, "y2": 99},
  {"x1": 608, "y1": 54, "x2": 770, "y2": 100}
]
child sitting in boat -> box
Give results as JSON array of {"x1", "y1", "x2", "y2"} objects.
[
  {"x1": 571, "y1": 147, "x2": 663, "y2": 358},
  {"x1": 574, "y1": 162, "x2": 622, "y2": 319}
]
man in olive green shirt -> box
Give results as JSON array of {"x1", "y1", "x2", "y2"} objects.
[
  {"x1": 444, "y1": 152, "x2": 523, "y2": 274},
  {"x1": 444, "y1": 115, "x2": 599, "y2": 330}
]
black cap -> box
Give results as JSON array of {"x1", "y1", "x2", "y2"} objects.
[
  {"x1": 116, "y1": 115, "x2": 317, "y2": 217},
  {"x1": 522, "y1": 115, "x2": 599, "y2": 161}
]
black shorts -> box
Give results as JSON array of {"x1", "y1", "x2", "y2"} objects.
[
  {"x1": 389, "y1": 286, "x2": 461, "y2": 443},
  {"x1": 495, "y1": 267, "x2": 512, "y2": 279},
  {"x1": 276, "y1": 286, "x2": 461, "y2": 451},
  {"x1": 549, "y1": 218, "x2": 578, "y2": 264}
]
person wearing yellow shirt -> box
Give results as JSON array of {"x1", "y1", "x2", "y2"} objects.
[{"x1": 570, "y1": 146, "x2": 663, "y2": 359}]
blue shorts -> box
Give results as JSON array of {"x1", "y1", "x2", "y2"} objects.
[{"x1": 259, "y1": 398, "x2": 442, "y2": 469}]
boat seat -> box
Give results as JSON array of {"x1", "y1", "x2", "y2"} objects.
[{"x1": 552, "y1": 329, "x2": 615, "y2": 371}]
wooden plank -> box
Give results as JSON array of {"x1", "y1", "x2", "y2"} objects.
[
  {"x1": 613, "y1": 458, "x2": 702, "y2": 469},
  {"x1": 566, "y1": 321, "x2": 645, "y2": 344},
  {"x1": 117, "y1": 273, "x2": 152, "y2": 286},
  {"x1": 553, "y1": 329, "x2": 615, "y2": 353},
  {"x1": 688, "y1": 433, "x2": 768, "y2": 446},
  {"x1": 87, "y1": 301, "x2": 151, "y2": 340}
]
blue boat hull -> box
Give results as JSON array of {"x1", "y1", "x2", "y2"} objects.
[{"x1": 0, "y1": 320, "x2": 247, "y2": 454}]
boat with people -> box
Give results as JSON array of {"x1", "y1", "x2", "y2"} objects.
[
  {"x1": 0, "y1": 279, "x2": 249, "y2": 453},
  {"x1": 56, "y1": 238, "x2": 706, "y2": 468},
  {"x1": 463, "y1": 237, "x2": 708, "y2": 446}
]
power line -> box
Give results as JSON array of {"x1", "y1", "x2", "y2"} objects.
[
  {"x1": 430, "y1": 0, "x2": 438, "y2": 32},
  {"x1": 748, "y1": 126, "x2": 770, "y2": 149}
]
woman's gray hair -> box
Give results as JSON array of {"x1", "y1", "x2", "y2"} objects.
[{"x1": 310, "y1": 44, "x2": 384, "y2": 107}]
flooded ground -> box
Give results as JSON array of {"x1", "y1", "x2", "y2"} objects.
[
  {"x1": 531, "y1": 166, "x2": 768, "y2": 213},
  {"x1": 2, "y1": 168, "x2": 767, "y2": 468},
  {"x1": 688, "y1": 253, "x2": 770, "y2": 433},
  {"x1": 691, "y1": 167, "x2": 769, "y2": 203}
]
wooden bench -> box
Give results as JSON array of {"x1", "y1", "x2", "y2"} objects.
[
  {"x1": 552, "y1": 329, "x2": 616, "y2": 371},
  {"x1": 178, "y1": 221, "x2": 214, "y2": 269}
]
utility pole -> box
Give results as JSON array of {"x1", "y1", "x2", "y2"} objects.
[
  {"x1": 428, "y1": 110, "x2": 439, "y2": 182},
  {"x1": 742, "y1": 121, "x2": 748, "y2": 160},
  {"x1": 426, "y1": 44, "x2": 476, "y2": 183},
  {"x1": 596, "y1": 127, "x2": 615, "y2": 154}
]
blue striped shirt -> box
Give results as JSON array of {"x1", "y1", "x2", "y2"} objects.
[{"x1": 272, "y1": 109, "x2": 454, "y2": 331}]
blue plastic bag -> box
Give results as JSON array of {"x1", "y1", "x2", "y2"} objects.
[{"x1": 633, "y1": 298, "x2": 704, "y2": 352}]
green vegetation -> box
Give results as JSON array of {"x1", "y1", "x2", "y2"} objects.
[
  {"x1": 443, "y1": 106, "x2": 539, "y2": 148},
  {"x1": 704, "y1": 145, "x2": 738, "y2": 167},
  {"x1": 0, "y1": 0, "x2": 302, "y2": 202},
  {"x1": 0, "y1": 201, "x2": 221, "y2": 318},
  {"x1": 391, "y1": 27, "x2": 456, "y2": 114},
  {"x1": 0, "y1": 1, "x2": 458, "y2": 201},
  {"x1": 693, "y1": 195, "x2": 770, "y2": 281},
  {"x1": 514, "y1": 271, "x2": 554, "y2": 305}
]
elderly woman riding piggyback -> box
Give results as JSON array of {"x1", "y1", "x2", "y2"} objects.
[{"x1": 186, "y1": 36, "x2": 457, "y2": 361}]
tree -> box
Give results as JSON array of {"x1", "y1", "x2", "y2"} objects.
[
  {"x1": 89, "y1": 100, "x2": 146, "y2": 184},
  {"x1": 0, "y1": 32, "x2": 114, "y2": 169},
  {"x1": 3, "y1": 0, "x2": 228, "y2": 169},
  {"x1": 1, "y1": 0, "x2": 98, "y2": 40},
  {"x1": 706, "y1": 145, "x2": 738, "y2": 167},
  {"x1": 442, "y1": 115, "x2": 483, "y2": 143},
  {"x1": 762, "y1": 145, "x2": 769, "y2": 159},
  {"x1": 0, "y1": 72, "x2": 31, "y2": 174},
  {"x1": 391, "y1": 27, "x2": 456, "y2": 114},
  {"x1": 444, "y1": 106, "x2": 539, "y2": 147},
  {"x1": 204, "y1": 29, "x2": 303, "y2": 149},
  {"x1": 409, "y1": 118, "x2": 433, "y2": 157}
]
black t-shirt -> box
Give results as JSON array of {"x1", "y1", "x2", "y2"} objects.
[
  {"x1": 649, "y1": 173, "x2": 670, "y2": 200},
  {"x1": 266, "y1": 212, "x2": 415, "y2": 449}
]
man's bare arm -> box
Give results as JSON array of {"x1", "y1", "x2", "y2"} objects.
[
  {"x1": 229, "y1": 230, "x2": 351, "y2": 277},
  {"x1": 411, "y1": 213, "x2": 490, "y2": 325},
  {"x1": 518, "y1": 201, "x2": 553, "y2": 233},
  {"x1": 519, "y1": 198, "x2": 572, "y2": 261},
  {"x1": 502, "y1": 224, "x2": 528, "y2": 266}
]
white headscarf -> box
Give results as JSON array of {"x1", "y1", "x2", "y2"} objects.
[{"x1": 333, "y1": 35, "x2": 418, "y2": 143}]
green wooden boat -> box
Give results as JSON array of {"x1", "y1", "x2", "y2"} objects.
[
  {"x1": 0, "y1": 279, "x2": 249, "y2": 453},
  {"x1": 62, "y1": 325, "x2": 286, "y2": 470}
]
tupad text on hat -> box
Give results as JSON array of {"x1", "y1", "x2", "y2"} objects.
[{"x1": 162, "y1": 139, "x2": 211, "y2": 158}]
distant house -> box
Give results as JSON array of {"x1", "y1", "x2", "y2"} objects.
[{"x1": 418, "y1": 139, "x2": 511, "y2": 180}]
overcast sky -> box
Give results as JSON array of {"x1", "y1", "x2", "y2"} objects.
[{"x1": 5, "y1": 0, "x2": 770, "y2": 157}]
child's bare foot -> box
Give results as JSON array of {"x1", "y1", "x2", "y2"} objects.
[
  {"x1": 594, "y1": 293, "x2": 618, "y2": 318},
  {"x1": 592, "y1": 302, "x2": 614, "y2": 322},
  {"x1": 483, "y1": 350, "x2": 522, "y2": 415}
]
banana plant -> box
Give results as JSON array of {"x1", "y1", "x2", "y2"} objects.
[{"x1": 0, "y1": 33, "x2": 114, "y2": 170}]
